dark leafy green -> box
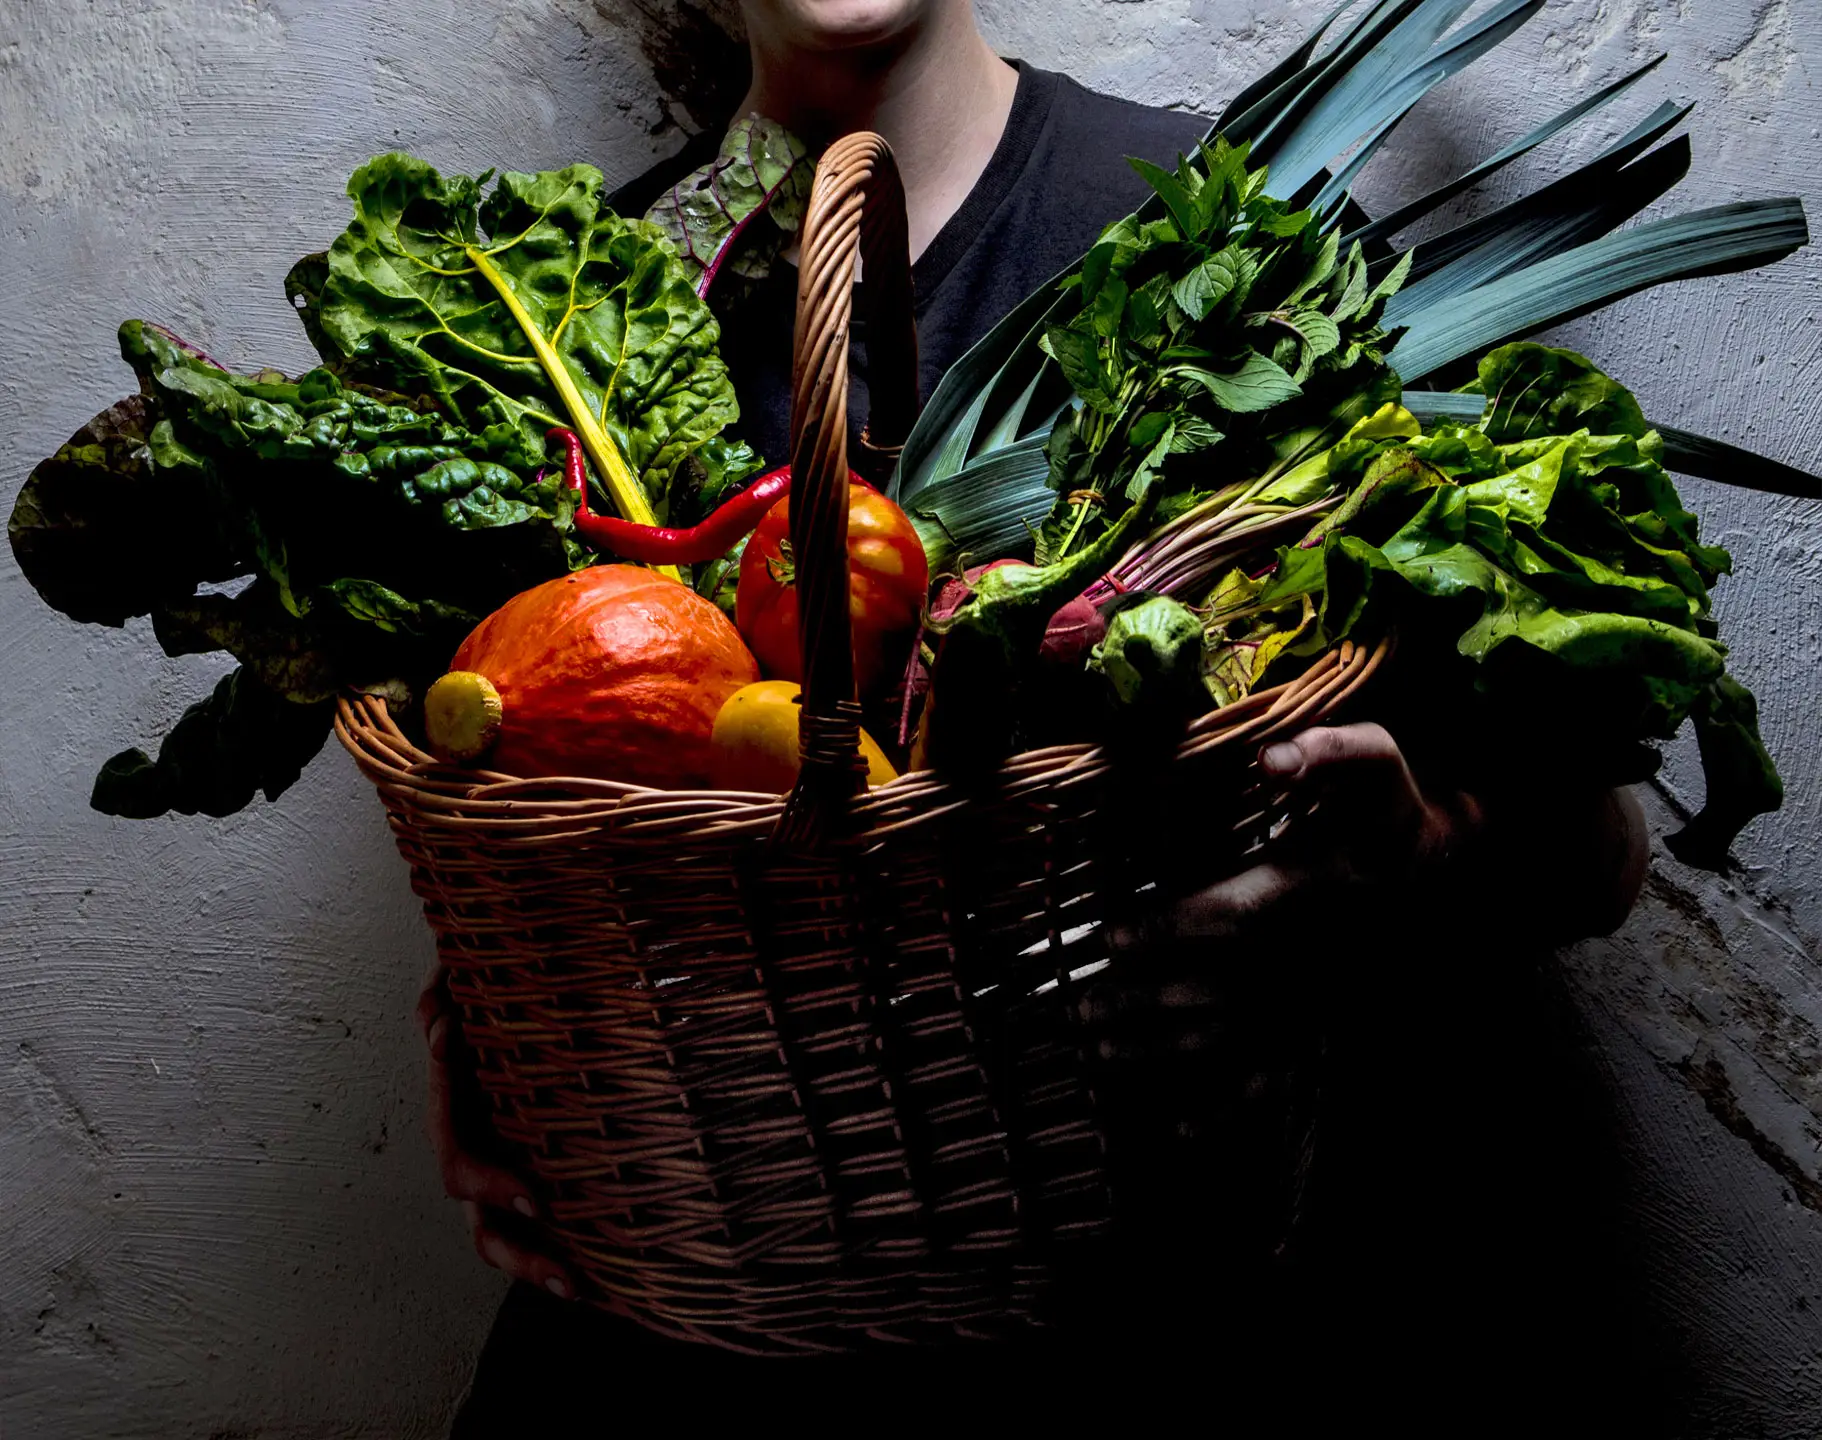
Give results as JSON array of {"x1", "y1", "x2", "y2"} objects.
[
  {"x1": 113, "y1": 319, "x2": 577, "y2": 623},
  {"x1": 1089, "y1": 594, "x2": 1213, "y2": 749},
  {"x1": 12, "y1": 152, "x2": 762, "y2": 819},
  {"x1": 1204, "y1": 344, "x2": 1780, "y2": 868},
  {"x1": 93, "y1": 669, "x2": 335, "y2": 820},
  {"x1": 1470, "y1": 342, "x2": 1649, "y2": 443},
  {"x1": 8, "y1": 391, "x2": 241, "y2": 627},
  {"x1": 1030, "y1": 139, "x2": 1408, "y2": 567},
  {"x1": 7, "y1": 327, "x2": 571, "y2": 816},
  {"x1": 889, "y1": 0, "x2": 1811, "y2": 569},
  {"x1": 1667, "y1": 677, "x2": 1785, "y2": 867},
  {"x1": 11, "y1": 320, "x2": 572, "y2": 814},
  {"x1": 645, "y1": 116, "x2": 815, "y2": 299},
  {"x1": 922, "y1": 142, "x2": 1408, "y2": 772},
  {"x1": 922, "y1": 488, "x2": 1161, "y2": 776}
]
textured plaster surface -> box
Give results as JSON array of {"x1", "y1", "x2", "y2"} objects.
[{"x1": 1, "y1": 1, "x2": 1818, "y2": 1435}]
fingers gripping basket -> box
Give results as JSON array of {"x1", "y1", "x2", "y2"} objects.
[{"x1": 336, "y1": 133, "x2": 1389, "y2": 1351}]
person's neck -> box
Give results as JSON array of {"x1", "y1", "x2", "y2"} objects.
[{"x1": 738, "y1": 18, "x2": 1017, "y2": 261}]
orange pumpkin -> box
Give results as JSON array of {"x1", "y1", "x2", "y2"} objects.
[{"x1": 447, "y1": 565, "x2": 759, "y2": 788}]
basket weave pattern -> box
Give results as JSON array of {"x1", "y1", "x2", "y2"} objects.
[{"x1": 336, "y1": 132, "x2": 1387, "y2": 1350}]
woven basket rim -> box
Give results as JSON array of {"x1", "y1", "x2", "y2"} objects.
[{"x1": 336, "y1": 635, "x2": 1391, "y2": 833}]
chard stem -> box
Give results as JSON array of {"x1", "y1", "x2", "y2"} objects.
[{"x1": 467, "y1": 245, "x2": 680, "y2": 580}]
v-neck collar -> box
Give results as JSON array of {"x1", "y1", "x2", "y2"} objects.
[{"x1": 907, "y1": 61, "x2": 1057, "y2": 303}]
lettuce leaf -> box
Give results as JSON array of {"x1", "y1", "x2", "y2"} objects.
[
  {"x1": 1208, "y1": 344, "x2": 1780, "y2": 867},
  {"x1": 1469, "y1": 342, "x2": 1650, "y2": 444}
]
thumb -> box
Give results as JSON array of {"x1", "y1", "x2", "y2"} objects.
[
  {"x1": 1260, "y1": 722, "x2": 1408, "y2": 787},
  {"x1": 1258, "y1": 723, "x2": 1431, "y2": 866}
]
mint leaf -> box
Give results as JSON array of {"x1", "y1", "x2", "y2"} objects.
[{"x1": 1173, "y1": 352, "x2": 1303, "y2": 412}]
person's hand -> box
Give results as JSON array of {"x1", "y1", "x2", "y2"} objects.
[
  {"x1": 1081, "y1": 722, "x2": 1479, "y2": 1068},
  {"x1": 417, "y1": 967, "x2": 576, "y2": 1299}
]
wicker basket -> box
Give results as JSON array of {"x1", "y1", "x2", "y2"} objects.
[{"x1": 336, "y1": 132, "x2": 1388, "y2": 1352}]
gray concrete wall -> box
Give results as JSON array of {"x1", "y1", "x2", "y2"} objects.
[{"x1": 1, "y1": 1, "x2": 1816, "y2": 1435}]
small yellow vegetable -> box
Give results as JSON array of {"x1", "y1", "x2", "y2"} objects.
[
  {"x1": 424, "y1": 670, "x2": 503, "y2": 763},
  {"x1": 708, "y1": 680, "x2": 897, "y2": 793}
]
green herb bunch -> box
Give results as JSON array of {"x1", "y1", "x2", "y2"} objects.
[
  {"x1": 1034, "y1": 139, "x2": 1411, "y2": 564},
  {"x1": 917, "y1": 142, "x2": 1411, "y2": 776}
]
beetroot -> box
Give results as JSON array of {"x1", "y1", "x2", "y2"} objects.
[
  {"x1": 899, "y1": 559, "x2": 1110, "y2": 750},
  {"x1": 933, "y1": 560, "x2": 1104, "y2": 657},
  {"x1": 1039, "y1": 592, "x2": 1106, "y2": 667}
]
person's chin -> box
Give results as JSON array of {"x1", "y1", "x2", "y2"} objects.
[{"x1": 781, "y1": 0, "x2": 927, "y2": 50}]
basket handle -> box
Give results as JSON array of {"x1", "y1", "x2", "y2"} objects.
[{"x1": 772, "y1": 132, "x2": 918, "y2": 851}]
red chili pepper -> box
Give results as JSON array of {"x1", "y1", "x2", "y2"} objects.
[
  {"x1": 543, "y1": 427, "x2": 784, "y2": 564},
  {"x1": 546, "y1": 427, "x2": 870, "y2": 565}
]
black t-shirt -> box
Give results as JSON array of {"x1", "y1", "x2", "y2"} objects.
[{"x1": 607, "y1": 63, "x2": 1210, "y2": 470}]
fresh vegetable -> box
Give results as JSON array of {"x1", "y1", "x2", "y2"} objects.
[
  {"x1": 888, "y1": 6, "x2": 1808, "y2": 827},
  {"x1": 1041, "y1": 591, "x2": 1110, "y2": 669},
  {"x1": 13, "y1": 0, "x2": 1814, "y2": 848},
  {"x1": 1031, "y1": 139, "x2": 1408, "y2": 569},
  {"x1": 90, "y1": 670, "x2": 336, "y2": 821},
  {"x1": 1085, "y1": 401, "x2": 1424, "y2": 608},
  {"x1": 298, "y1": 154, "x2": 739, "y2": 543},
  {"x1": 646, "y1": 116, "x2": 816, "y2": 301},
  {"x1": 708, "y1": 680, "x2": 897, "y2": 794},
  {"x1": 905, "y1": 128, "x2": 1790, "y2": 867},
  {"x1": 919, "y1": 495, "x2": 1159, "y2": 775},
  {"x1": 424, "y1": 671, "x2": 503, "y2": 763},
  {"x1": 926, "y1": 561, "x2": 1110, "y2": 666},
  {"x1": 1195, "y1": 343, "x2": 1782, "y2": 866},
  {"x1": 877, "y1": 0, "x2": 1811, "y2": 862},
  {"x1": 901, "y1": 558, "x2": 1110, "y2": 761},
  {"x1": 547, "y1": 427, "x2": 794, "y2": 565},
  {"x1": 447, "y1": 566, "x2": 759, "y2": 788},
  {"x1": 1090, "y1": 594, "x2": 1210, "y2": 718},
  {"x1": 9, "y1": 323, "x2": 563, "y2": 816},
  {"x1": 13, "y1": 155, "x2": 757, "y2": 816},
  {"x1": 906, "y1": 137, "x2": 1783, "y2": 863},
  {"x1": 736, "y1": 481, "x2": 929, "y2": 700},
  {"x1": 921, "y1": 141, "x2": 1406, "y2": 774},
  {"x1": 891, "y1": 3, "x2": 1809, "y2": 563}
]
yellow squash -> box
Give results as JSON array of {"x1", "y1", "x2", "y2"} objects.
[{"x1": 708, "y1": 680, "x2": 897, "y2": 794}]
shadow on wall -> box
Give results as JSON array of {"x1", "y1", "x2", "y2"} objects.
[{"x1": 600, "y1": 0, "x2": 751, "y2": 135}]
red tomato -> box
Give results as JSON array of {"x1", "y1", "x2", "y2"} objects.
[{"x1": 736, "y1": 482, "x2": 929, "y2": 700}]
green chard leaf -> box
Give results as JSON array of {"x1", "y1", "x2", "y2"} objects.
[
  {"x1": 118, "y1": 320, "x2": 582, "y2": 616},
  {"x1": 1667, "y1": 675, "x2": 1785, "y2": 868},
  {"x1": 93, "y1": 668, "x2": 334, "y2": 820},
  {"x1": 1473, "y1": 342, "x2": 1650, "y2": 443},
  {"x1": 9, "y1": 392, "x2": 242, "y2": 627},
  {"x1": 151, "y1": 584, "x2": 342, "y2": 704},
  {"x1": 307, "y1": 153, "x2": 738, "y2": 521},
  {"x1": 12, "y1": 285, "x2": 672, "y2": 817}
]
